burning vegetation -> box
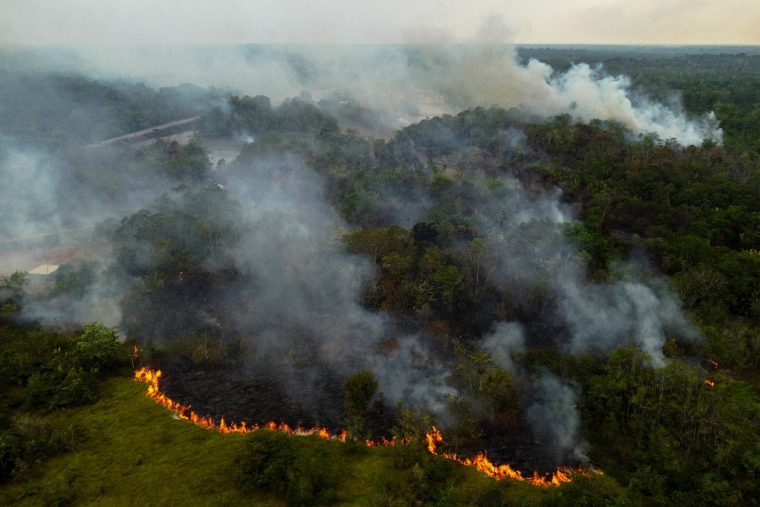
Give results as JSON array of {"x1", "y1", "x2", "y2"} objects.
[{"x1": 135, "y1": 366, "x2": 599, "y2": 487}]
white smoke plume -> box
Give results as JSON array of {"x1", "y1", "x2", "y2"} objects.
[
  {"x1": 403, "y1": 18, "x2": 723, "y2": 145},
  {"x1": 482, "y1": 321, "x2": 526, "y2": 372},
  {"x1": 1, "y1": 15, "x2": 724, "y2": 147},
  {"x1": 525, "y1": 372, "x2": 589, "y2": 465},
  {"x1": 220, "y1": 154, "x2": 457, "y2": 413},
  {"x1": 557, "y1": 277, "x2": 701, "y2": 367},
  {"x1": 0, "y1": 148, "x2": 64, "y2": 241}
]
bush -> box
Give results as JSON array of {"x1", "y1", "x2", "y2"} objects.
[
  {"x1": 0, "y1": 415, "x2": 81, "y2": 483},
  {"x1": 69, "y1": 323, "x2": 123, "y2": 374},
  {"x1": 52, "y1": 368, "x2": 99, "y2": 408},
  {"x1": 236, "y1": 430, "x2": 299, "y2": 493},
  {"x1": 236, "y1": 431, "x2": 338, "y2": 506},
  {"x1": 343, "y1": 371, "x2": 378, "y2": 417},
  {"x1": 478, "y1": 486, "x2": 507, "y2": 507},
  {"x1": 540, "y1": 474, "x2": 628, "y2": 507},
  {"x1": 286, "y1": 448, "x2": 338, "y2": 507},
  {"x1": 9, "y1": 323, "x2": 126, "y2": 411}
]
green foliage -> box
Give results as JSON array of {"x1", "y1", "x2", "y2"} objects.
[
  {"x1": 237, "y1": 430, "x2": 300, "y2": 493},
  {"x1": 162, "y1": 138, "x2": 212, "y2": 180},
  {"x1": 376, "y1": 443, "x2": 459, "y2": 506},
  {"x1": 236, "y1": 431, "x2": 338, "y2": 506},
  {"x1": 0, "y1": 271, "x2": 28, "y2": 320},
  {"x1": 45, "y1": 262, "x2": 97, "y2": 298},
  {"x1": 584, "y1": 347, "x2": 760, "y2": 505},
  {"x1": 445, "y1": 348, "x2": 521, "y2": 442},
  {"x1": 0, "y1": 323, "x2": 128, "y2": 412},
  {"x1": 0, "y1": 415, "x2": 80, "y2": 484},
  {"x1": 200, "y1": 95, "x2": 338, "y2": 138},
  {"x1": 71, "y1": 323, "x2": 123, "y2": 373},
  {"x1": 0, "y1": 271, "x2": 28, "y2": 295},
  {"x1": 539, "y1": 473, "x2": 629, "y2": 507},
  {"x1": 286, "y1": 448, "x2": 338, "y2": 507},
  {"x1": 343, "y1": 370, "x2": 379, "y2": 418},
  {"x1": 389, "y1": 406, "x2": 426, "y2": 465}
]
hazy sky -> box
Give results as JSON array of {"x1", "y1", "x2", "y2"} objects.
[{"x1": 1, "y1": 0, "x2": 758, "y2": 45}]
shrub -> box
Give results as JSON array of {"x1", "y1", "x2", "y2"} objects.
[
  {"x1": 286, "y1": 448, "x2": 338, "y2": 507},
  {"x1": 236, "y1": 431, "x2": 338, "y2": 506},
  {"x1": 236, "y1": 431, "x2": 300, "y2": 493}
]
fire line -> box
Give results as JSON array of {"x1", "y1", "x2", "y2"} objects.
[{"x1": 134, "y1": 367, "x2": 600, "y2": 487}]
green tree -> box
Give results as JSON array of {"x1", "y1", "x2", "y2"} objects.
[{"x1": 343, "y1": 371, "x2": 378, "y2": 418}]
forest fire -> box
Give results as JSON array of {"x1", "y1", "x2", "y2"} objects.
[{"x1": 134, "y1": 367, "x2": 600, "y2": 487}]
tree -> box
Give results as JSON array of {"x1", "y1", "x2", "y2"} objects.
[
  {"x1": 0, "y1": 271, "x2": 28, "y2": 295},
  {"x1": 0, "y1": 271, "x2": 28, "y2": 316},
  {"x1": 343, "y1": 371, "x2": 378, "y2": 418}
]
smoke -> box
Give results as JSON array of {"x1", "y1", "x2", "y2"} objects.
[
  {"x1": 222, "y1": 155, "x2": 385, "y2": 358},
  {"x1": 368, "y1": 337, "x2": 457, "y2": 416},
  {"x1": 482, "y1": 321, "x2": 526, "y2": 372},
  {"x1": 402, "y1": 18, "x2": 722, "y2": 145},
  {"x1": 525, "y1": 372, "x2": 588, "y2": 465},
  {"x1": 21, "y1": 261, "x2": 126, "y2": 327},
  {"x1": 216, "y1": 154, "x2": 455, "y2": 414},
  {"x1": 1, "y1": 15, "x2": 724, "y2": 146},
  {"x1": 383, "y1": 125, "x2": 702, "y2": 457},
  {"x1": 0, "y1": 148, "x2": 64, "y2": 241},
  {"x1": 557, "y1": 276, "x2": 700, "y2": 367}
]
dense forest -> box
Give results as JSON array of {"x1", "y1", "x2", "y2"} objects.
[{"x1": 2, "y1": 46, "x2": 760, "y2": 506}]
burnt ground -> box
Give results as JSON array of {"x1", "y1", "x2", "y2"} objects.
[{"x1": 155, "y1": 363, "x2": 584, "y2": 475}]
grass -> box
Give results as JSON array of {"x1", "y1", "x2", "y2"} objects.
[
  {"x1": 0, "y1": 375, "x2": 617, "y2": 506},
  {"x1": 1, "y1": 377, "x2": 277, "y2": 506}
]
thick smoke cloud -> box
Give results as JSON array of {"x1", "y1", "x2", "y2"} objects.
[
  {"x1": 224, "y1": 155, "x2": 388, "y2": 362},
  {"x1": 437, "y1": 134, "x2": 702, "y2": 458},
  {"x1": 0, "y1": 141, "x2": 163, "y2": 329},
  {"x1": 0, "y1": 148, "x2": 64, "y2": 241},
  {"x1": 22, "y1": 262, "x2": 127, "y2": 328},
  {"x1": 402, "y1": 22, "x2": 722, "y2": 145},
  {"x1": 557, "y1": 276, "x2": 701, "y2": 366},
  {"x1": 3, "y1": 14, "x2": 723, "y2": 146},
  {"x1": 220, "y1": 155, "x2": 455, "y2": 413},
  {"x1": 461, "y1": 165, "x2": 700, "y2": 360}
]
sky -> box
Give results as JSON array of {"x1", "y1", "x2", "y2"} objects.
[{"x1": 1, "y1": 0, "x2": 758, "y2": 46}]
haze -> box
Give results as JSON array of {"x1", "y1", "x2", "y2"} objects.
[{"x1": 2, "y1": 0, "x2": 758, "y2": 45}]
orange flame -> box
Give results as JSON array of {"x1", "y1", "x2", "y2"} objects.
[
  {"x1": 134, "y1": 368, "x2": 600, "y2": 487},
  {"x1": 423, "y1": 426, "x2": 598, "y2": 486},
  {"x1": 135, "y1": 367, "x2": 336, "y2": 438},
  {"x1": 704, "y1": 379, "x2": 715, "y2": 387}
]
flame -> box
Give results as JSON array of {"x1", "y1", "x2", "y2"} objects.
[
  {"x1": 135, "y1": 367, "x2": 337, "y2": 438},
  {"x1": 423, "y1": 426, "x2": 597, "y2": 486},
  {"x1": 707, "y1": 359, "x2": 719, "y2": 369},
  {"x1": 134, "y1": 368, "x2": 600, "y2": 487},
  {"x1": 704, "y1": 379, "x2": 715, "y2": 387}
]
